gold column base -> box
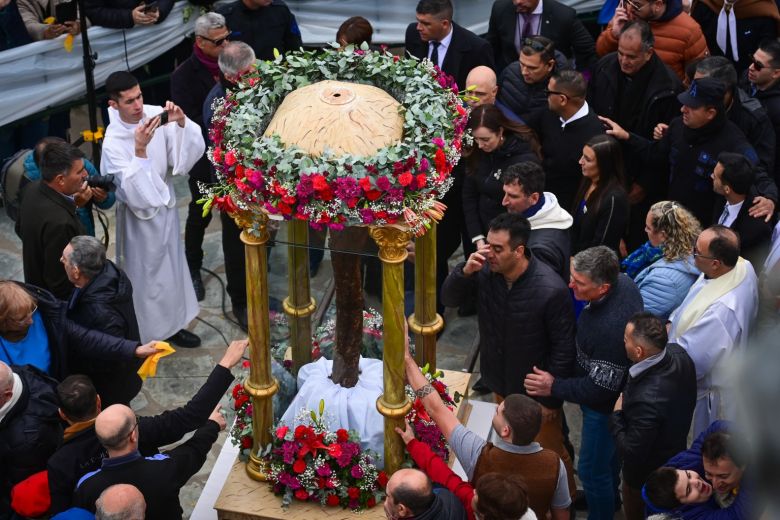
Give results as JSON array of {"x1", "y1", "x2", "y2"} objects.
[{"x1": 246, "y1": 451, "x2": 270, "y2": 481}]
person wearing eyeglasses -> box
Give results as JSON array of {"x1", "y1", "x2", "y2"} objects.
[
  {"x1": 525, "y1": 70, "x2": 604, "y2": 212},
  {"x1": 747, "y1": 38, "x2": 780, "y2": 188},
  {"x1": 601, "y1": 77, "x2": 777, "y2": 230},
  {"x1": 668, "y1": 226, "x2": 758, "y2": 437},
  {"x1": 496, "y1": 36, "x2": 574, "y2": 123},
  {"x1": 171, "y1": 12, "x2": 231, "y2": 304},
  {"x1": 695, "y1": 56, "x2": 779, "y2": 207},
  {"x1": 596, "y1": 0, "x2": 708, "y2": 82},
  {"x1": 0, "y1": 360, "x2": 62, "y2": 518},
  {"x1": 691, "y1": 0, "x2": 779, "y2": 75}
]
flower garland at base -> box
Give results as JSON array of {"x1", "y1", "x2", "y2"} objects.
[
  {"x1": 262, "y1": 400, "x2": 387, "y2": 511},
  {"x1": 202, "y1": 43, "x2": 468, "y2": 236}
]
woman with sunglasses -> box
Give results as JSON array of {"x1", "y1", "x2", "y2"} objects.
[
  {"x1": 626, "y1": 201, "x2": 702, "y2": 318},
  {"x1": 462, "y1": 104, "x2": 541, "y2": 250},
  {"x1": 570, "y1": 134, "x2": 629, "y2": 256}
]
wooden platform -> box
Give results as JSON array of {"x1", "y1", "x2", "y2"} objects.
[{"x1": 213, "y1": 369, "x2": 474, "y2": 520}]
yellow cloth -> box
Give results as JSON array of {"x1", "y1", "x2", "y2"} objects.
[
  {"x1": 137, "y1": 341, "x2": 175, "y2": 380},
  {"x1": 42, "y1": 16, "x2": 75, "y2": 52},
  {"x1": 675, "y1": 257, "x2": 748, "y2": 336}
]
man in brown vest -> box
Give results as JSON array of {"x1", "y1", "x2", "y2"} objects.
[{"x1": 403, "y1": 331, "x2": 571, "y2": 519}]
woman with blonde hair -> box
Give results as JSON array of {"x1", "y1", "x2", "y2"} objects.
[{"x1": 630, "y1": 201, "x2": 702, "y2": 318}]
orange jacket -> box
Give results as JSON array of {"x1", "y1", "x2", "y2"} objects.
[{"x1": 596, "y1": 12, "x2": 709, "y2": 81}]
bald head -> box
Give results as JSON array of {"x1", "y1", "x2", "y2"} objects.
[
  {"x1": 96, "y1": 484, "x2": 146, "y2": 520},
  {"x1": 95, "y1": 404, "x2": 136, "y2": 453},
  {"x1": 0, "y1": 362, "x2": 13, "y2": 408},
  {"x1": 465, "y1": 66, "x2": 498, "y2": 107},
  {"x1": 384, "y1": 468, "x2": 434, "y2": 518}
]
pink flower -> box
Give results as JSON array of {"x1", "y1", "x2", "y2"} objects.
[{"x1": 225, "y1": 150, "x2": 237, "y2": 166}]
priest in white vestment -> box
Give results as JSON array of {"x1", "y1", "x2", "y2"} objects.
[
  {"x1": 101, "y1": 71, "x2": 205, "y2": 346},
  {"x1": 669, "y1": 226, "x2": 758, "y2": 437}
]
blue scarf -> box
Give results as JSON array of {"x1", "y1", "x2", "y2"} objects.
[{"x1": 622, "y1": 241, "x2": 664, "y2": 279}]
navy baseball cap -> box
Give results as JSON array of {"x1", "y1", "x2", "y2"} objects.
[{"x1": 677, "y1": 78, "x2": 726, "y2": 108}]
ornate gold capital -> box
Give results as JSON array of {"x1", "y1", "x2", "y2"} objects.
[
  {"x1": 376, "y1": 395, "x2": 413, "y2": 419},
  {"x1": 229, "y1": 207, "x2": 270, "y2": 244},
  {"x1": 369, "y1": 226, "x2": 412, "y2": 264}
]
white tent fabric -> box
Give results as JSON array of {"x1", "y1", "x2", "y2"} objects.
[
  {"x1": 0, "y1": 0, "x2": 602, "y2": 127},
  {"x1": 0, "y1": 2, "x2": 196, "y2": 127}
]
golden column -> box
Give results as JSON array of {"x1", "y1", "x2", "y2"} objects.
[
  {"x1": 369, "y1": 226, "x2": 413, "y2": 475},
  {"x1": 233, "y1": 211, "x2": 279, "y2": 481},
  {"x1": 283, "y1": 220, "x2": 316, "y2": 374},
  {"x1": 408, "y1": 222, "x2": 443, "y2": 370}
]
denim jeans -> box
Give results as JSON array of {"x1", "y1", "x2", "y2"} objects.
[{"x1": 578, "y1": 405, "x2": 620, "y2": 520}]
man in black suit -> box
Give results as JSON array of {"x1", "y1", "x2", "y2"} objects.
[
  {"x1": 18, "y1": 140, "x2": 87, "y2": 299},
  {"x1": 170, "y1": 12, "x2": 230, "y2": 301},
  {"x1": 405, "y1": 0, "x2": 495, "y2": 316},
  {"x1": 486, "y1": 0, "x2": 597, "y2": 74},
  {"x1": 404, "y1": 0, "x2": 494, "y2": 91},
  {"x1": 712, "y1": 152, "x2": 773, "y2": 267}
]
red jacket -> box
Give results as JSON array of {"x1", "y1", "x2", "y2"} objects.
[{"x1": 407, "y1": 439, "x2": 476, "y2": 520}]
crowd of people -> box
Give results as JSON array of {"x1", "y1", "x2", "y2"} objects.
[{"x1": 2, "y1": 0, "x2": 780, "y2": 517}]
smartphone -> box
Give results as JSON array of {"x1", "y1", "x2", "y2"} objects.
[
  {"x1": 159, "y1": 111, "x2": 169, "y2": 125},
  {"x1": 142, "y1": 1, "x2": 158, "y2": 13},
  {"x1": 56, "y1": 1, "x2": 78, "y2": 22}
]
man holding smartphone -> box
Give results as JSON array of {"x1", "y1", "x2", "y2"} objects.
[{"x1": 101, "y1": 70, "x2": 205, "y2": 349}]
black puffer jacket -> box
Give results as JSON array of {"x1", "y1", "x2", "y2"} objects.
[
  {"x1": 442, "y1": 256, "x2": 576, "y2": 407},
  {"x1": 462, "y1": 133, "x2": 539, "y2": 242},
  {"x1": 18, "y1": 283, "x2": 141, "y2": 381},
  {"x1": 0, "y1": 365, "x2": 62, "y2": 514},
  {"x1": 610, "y1": 344, "x2": 697, "y2": 488},
  {"x1": 66, "y1": 261, "x2": 142, "y2": 406},
  {"x1": 497, "y1": 50, "x2": 572, "y2": 122}
]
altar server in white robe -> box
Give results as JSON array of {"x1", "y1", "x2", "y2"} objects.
[
  {"x1": 669, "y1": 225, "x2": 758, "y2": 437},
  {"x1": 101, "y1": 71, "x2": 205, "y2": 347}
]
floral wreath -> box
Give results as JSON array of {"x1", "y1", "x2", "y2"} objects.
[{"x1": 202, "y1": 43, "x2": 469, "y2": 235}]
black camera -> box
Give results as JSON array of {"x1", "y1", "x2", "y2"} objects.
[{"x1": 87, "y1": 174, "x2": 117, "y2": 192}]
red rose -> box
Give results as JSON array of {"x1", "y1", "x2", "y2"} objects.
[
  {"x1": 235, "y1": 164, "x2": 245, "y2": 178},
  {"x1": 326, "y1": 494, "x2": 341, "y2": 507},
  {"x1": 336, "y1": 429, "x2": 349, "y2": 443},
  {"x1": 416, "y1": 174, "x2": 427, "y2": 188},
  {"x1": 347, "y1": 487, "x2": 360, "y2": 499},
  {"x1": 293, "y1": 459, "x2": 307, "y2": 474},
  {"x1": 275, "y1": 426, "x2": 289, "y2": 440},
  {"x1": 365, "y1": 189, "x2": 382, "y2": 201},
  {"x1": 231, "y1": 384, "x2": 242, "y2": 399},
  {"x1": 294, "y1": 489, "x2": 309, "y2": 501},
  {"x1": 367, "y1": 497, "x2": 377, "y2": 508},
  {"x1": 319, "y1": 187, "x2": 334, "y2": 201},
  {"x1": 346, "y1": 197, "x2": 358, "y2": 208},
  {"x1": 327, "y1": 443, "x2": 342, "y2": 458},
  {"x1": 240, "y1": 436, "x2": 252, "y2": 449},
  {"x1": 312, "y1": 174, "x2": 329, "y2": 191},
  {"x1": 398, "y1": 172, "x2": 413, "y2": 186},
  {"x1": 359, "y1": 177, "x2": 372, "y2": 192},
  {"x1": 434, "y1": 149, "x2": 447, "y2": 173},
  {"x1": 212, "y1": 147, "x2": 222, "y2": 163},
  {"x1": 278, "y1": 202, "x2": 292, "y2": 215},
  {"x1": 377, "y1": 471, "x2": 389, "y2": 488},
  {"x1": 294, "y1": 425, "x2": 308, "y2": 439}
]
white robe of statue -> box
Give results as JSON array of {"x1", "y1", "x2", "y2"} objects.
[
  {"x1": 669, "y1": 260, "x2": 758, "y2": 437},
  {"x1": 281, "y1": 357, "x2": 385, "y2": 467},
  {"x1": 102, "y1": 105, "x2": 204, "y2": 342}
]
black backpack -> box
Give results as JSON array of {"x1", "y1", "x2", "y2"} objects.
[{"x1": 0, "y1": 149, "x2": 33, "y2": 222}]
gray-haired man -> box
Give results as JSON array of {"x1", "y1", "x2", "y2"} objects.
[
  {"x1": 171, "y1": 12, "x2": 230, "y2": 301},
  {"x1": 61, "y1": 235, "x2": 142, "y2": 406},
  {"x1": 525, "y1": 245, "x2": 644, "y2": 519}
]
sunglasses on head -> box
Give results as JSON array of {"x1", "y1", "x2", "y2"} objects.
[{"x1": 523, "y1": 38, "x2": 549, "y2": 53}]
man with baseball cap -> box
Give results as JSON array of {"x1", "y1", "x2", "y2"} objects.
[{"x1": 601, "y1": 76, "x2": 777, "y2": 227}]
